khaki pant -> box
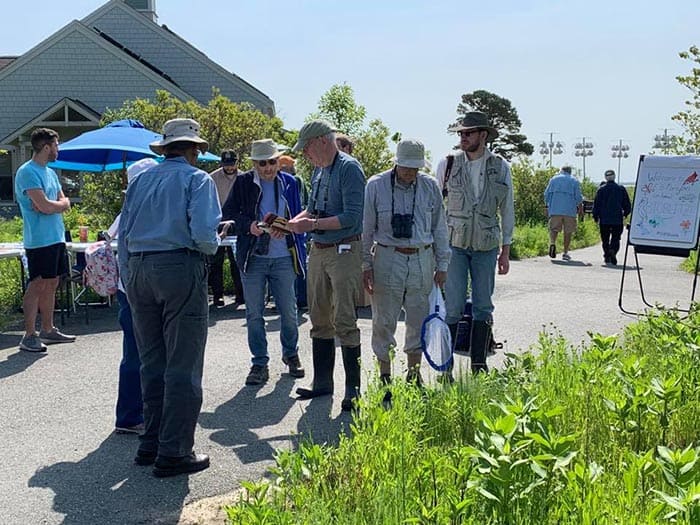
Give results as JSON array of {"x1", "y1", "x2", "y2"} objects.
[
  {"x1": 307, "y1": 240, "x2": 361, "y2": 346},
  {"x1": 371, "y1": 244, "x2": 434, "y2": 362}
]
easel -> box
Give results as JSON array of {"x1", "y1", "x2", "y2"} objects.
[
  {"x1": 618, "y1": 155, "x2": 700, "y2": 315},
  {"x1": 618, "y1": 237, "x2": 699, "y2": 315}
]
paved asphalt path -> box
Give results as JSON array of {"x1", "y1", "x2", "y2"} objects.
[{"x1": 0, "y1": 237, "x2": 695, "y2": 524}]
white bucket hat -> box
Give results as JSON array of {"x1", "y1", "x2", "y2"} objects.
[
  {"x1": 149, "y1": 118, "x2": 208, "y2": 155},
  {"x1": 394, "y1": 139, "x2": 426, "y2": 169},
  {"x1": 250, "y1": 139, "x2": 283, "y2": 161},
  {"x1": 127, "y1": 157, "x2": 158, "y2": 184}
]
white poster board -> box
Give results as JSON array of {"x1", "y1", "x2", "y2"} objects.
[{"x1": 629, "y1": 155, "x2": 700, "y2": 250}]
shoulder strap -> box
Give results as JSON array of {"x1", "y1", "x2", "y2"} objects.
[{"x1": 442, "y1": 155, "x2": 455, "y2": 199}]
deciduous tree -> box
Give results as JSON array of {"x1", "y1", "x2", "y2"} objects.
[
  {"x1": 453, "y1": 89, "x2": 534, "y2": 160},
  {"x1": 672, "y1": 45, "x2": 700, "y2": 153}
]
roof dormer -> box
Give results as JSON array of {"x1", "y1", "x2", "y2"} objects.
[{"x1": 123, "y1": 0, "x2": 157, "y2": 23}]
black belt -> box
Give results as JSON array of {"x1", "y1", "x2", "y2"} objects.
[
  {"x1": 129, "y1": 248, "x2": 198, "y2": 258},
  {"x1": 377, "y1": 243, "x2": 432, "y2": 255},
  {"x1": 313, "y1": 234, "x2": 361, "y2": 249}
]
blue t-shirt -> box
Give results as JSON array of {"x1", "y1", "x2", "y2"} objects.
[
  {"x1": 14, "y1": 160, "x2": 65, "y2": 248},
  {"x1": 259, "y1": 178, "x2": 289, "y2": 258}
]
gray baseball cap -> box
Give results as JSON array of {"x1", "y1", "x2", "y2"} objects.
[{"x1": 292, "y1": 119, "x2": 336, "y2": 152}]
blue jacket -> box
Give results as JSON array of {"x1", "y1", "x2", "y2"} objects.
[
  {"x1": 222, "y1": 169, "x2": 306, "y2": 276},
  {"x1": 592, "y1": 181, "x2": 631, "y2": 225}
]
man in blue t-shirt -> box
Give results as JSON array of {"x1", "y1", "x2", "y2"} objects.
[{"x1": 14, "y1": 128, "x2": 76, "y2": 353}]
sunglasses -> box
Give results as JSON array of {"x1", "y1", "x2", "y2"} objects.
[
  {"x1": 458, "y1": 129, "x2": 482, "y2": 138},
  {"x1": 256, "y1": 158, "x2": 277, "y2": 167}
]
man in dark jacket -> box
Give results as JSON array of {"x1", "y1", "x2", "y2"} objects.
[
  {"x1": 222, "y1": 139, "x2": 307, "y2": 385},
  {"x1": 592, "y1": 169, "x2": 632, "y2": 265}
]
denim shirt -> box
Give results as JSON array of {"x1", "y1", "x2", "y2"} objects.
[
  {"x1": 118, "y1": 156, "x2": 221, "y2": 283},
  {"x1": 544, "y1": 172, "x2": 583, "y2": 217},
  {"x1": 307, "y1": 152, "x2": 365, "y2": 243}
]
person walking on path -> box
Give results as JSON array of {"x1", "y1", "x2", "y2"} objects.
[
  {"x1": 435, "y1": 111, "x2": 514, "y2": 376},
  {"x1": 362, "y1": 139, "x2": 450, "y2": 387},
  {"x1": 14, "y1": 127, "x2": 76, "y2": 353},
  {"x1": 287, "y1": 120, "x2": 366, "y2": 411},
  {"x1": 222, "y1": 139, "x2": 307, "y2": 386},
  {"x1": 118, "y1": 118, "x2": 220, "y2": 477},
  {"x1": 593, "y1": 169, "x2": 631, "y2": 265},
  {"x1": 208, "y1": 150, "x2": 245, "y2": 308},
  {"x1": 544, "y1": 165, "x2": 583, "y2": 261}
]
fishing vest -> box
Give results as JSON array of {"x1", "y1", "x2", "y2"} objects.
[{"x1": 444, "y1": 150, "x2": 509, "y2": 251}]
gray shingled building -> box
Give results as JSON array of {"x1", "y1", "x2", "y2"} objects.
[{"x1": 0, "y1": 0, "x2": 274, "y2": 203}]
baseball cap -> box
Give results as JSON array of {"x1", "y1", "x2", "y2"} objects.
[
  {"x1": 292, "y1": 119, "x2": 336, "y2": 152},
  {"x1": 220, "y1": 150, "x2": 237, "y2": 166}
]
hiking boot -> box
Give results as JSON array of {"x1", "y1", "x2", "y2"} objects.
[
  {"x1": 19, "y1": 333, "x2": 47, "y2": 353},
  {"x1": 245, "y1": 365, "x2": 269, "y2": 385},
  {"x1": 406, "y1": 368, "x2": 423, "y2": 387},
  {"x1": 561, "y1": 252, "x2": 571, "y2": 261},
  {"x1": 39, "y1": 328, "x2": 76, "y2": 345},
  {"x1": 610, "y1": 255, "x2": 618, "y2": 266},
  {"x1": 283, "y1": 353, "x2": 305, "y2": 378},
  {"x1": 380, "y1": 373, "x2": 392, "y2": 407},
  {"x1": 549, "y1": 244, "x2": 556, "y2": 258}
]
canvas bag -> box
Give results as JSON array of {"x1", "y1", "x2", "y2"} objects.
[{"x1": 83, "y1": 240, "x2": 118, "y2": 297}]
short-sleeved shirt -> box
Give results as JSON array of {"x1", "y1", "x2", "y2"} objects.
[{"x1": 14, "y1": 160, "x2": 65, "y2": 248}]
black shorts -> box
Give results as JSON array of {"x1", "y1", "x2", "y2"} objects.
[{"x1": 25, "y1": 242, "x2": 68, "y2": 281}]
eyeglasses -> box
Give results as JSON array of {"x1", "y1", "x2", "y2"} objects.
[
  {"x1": 458, "y1": 129, "x2": 482, "y2": 138},
  {"x1": 256, "y1": 158, "x2": 278, "y2": 167}
]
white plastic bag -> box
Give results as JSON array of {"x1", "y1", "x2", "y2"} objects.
[{"x1": 421, "y1": 285, "x2": 453, "y2": 371}]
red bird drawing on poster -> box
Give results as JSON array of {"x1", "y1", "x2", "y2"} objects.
[{"x1": 682, "y1": 171, "x2": 698, "y2": 185}]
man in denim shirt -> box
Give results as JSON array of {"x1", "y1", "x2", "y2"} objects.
[
  {"x1": 544, "y1": 165, "x2": 583, "y2": 261},
  {"x1": 118, "y1": 118, "x2": 220, "y2": 477},
  {"x1": 288, "y1": 119, "x2": 365, "y2": 411}
]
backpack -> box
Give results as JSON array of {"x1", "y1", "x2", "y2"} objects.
[{"x1": 84, "y1": 240, "x2": 118, "y2": 297}]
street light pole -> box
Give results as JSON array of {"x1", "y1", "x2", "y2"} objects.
[
  {"x1": 653, "y1": 129, "x2": 677, "y2": 154},
  {"x1": 574, "y1": 137, "x2": 594, "y2": 179},
  {"x1": 611, "y1": 140, "x2": 630, "y2": 178},
  {"x1": 539, "y1": 132, "x2": 564, "y2": 167}
]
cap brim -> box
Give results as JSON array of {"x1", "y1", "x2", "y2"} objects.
[
  {"x1": 394, "y1": 158, "x2": 425, "y2": 169},
  {"x1": 291, "y1": 139, "x2": 305, "y2": 152}
]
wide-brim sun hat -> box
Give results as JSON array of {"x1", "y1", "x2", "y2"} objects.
[
  {"x1": 250, "y1": 139, "x2": 284, "y2": 161},
  {"x1": 394, "y1": 139, "x2": 426, "y2": 169},
  {"x1": 448, "y1": 111, "x2": 499, "y2": 142},
  {"x1": 149, "y1": 118, "x2": 208, "y2": 155}
]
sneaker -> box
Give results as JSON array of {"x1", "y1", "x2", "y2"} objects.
[
  {"x1": 245, "y1": 365, "x2": 269, "y2": 385},
  {"x1": 115, "y1": 423, "x2": 145, "y2": 435},
  {"x1": 282, "y1": 354, "x2": 305, "y2": 378},
  {"x1": 406, "y1": 368, "x2": 423, "y2": 387},
  {"x1": 213, "y1": 297, "x2": 225, "y2": 308},
  {"x1": 19, "y1": 333, "x2": 47, "y2": 353},
  {"x1": 39, "y1": 328, "x2": 76, "y2": 345},
  {"x1": 561, "y1": 253, "x2": 571, "y2": 261},
  {"x1": 549, "y1": 244, "x2": 556, "y2": 258},
  {"x1": 610, "y1": 255, "x2": 618, "y2": 266}
]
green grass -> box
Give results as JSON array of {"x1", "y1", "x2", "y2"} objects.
[
  {"x1": 510, "y1": 218, "x2": 600, "y2": 260},
  {"x1": 226, "y1": 309, "x2": 700, "y2": 524}
]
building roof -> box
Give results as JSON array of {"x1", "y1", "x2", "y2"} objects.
[{"x1": 0, "y1": 0, "x2": 274, "y2": 144}]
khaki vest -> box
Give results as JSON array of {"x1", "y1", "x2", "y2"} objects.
[{"x1": 445, "y1": 151, "x2": 509, "y2": 251}]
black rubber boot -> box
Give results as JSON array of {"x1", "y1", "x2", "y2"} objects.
[
  {"x1": 448, "y1": 323, "x2": 458, "y2": 351},
  {"x1": 296, "y1": 338, "x2": 335, "y2": 398},
  {"x1": 470, "y1": 320, "x2": 491, "y2": 374},
  {"x1": 340, "y1": 345, "x2": 361, "y2": 411}
]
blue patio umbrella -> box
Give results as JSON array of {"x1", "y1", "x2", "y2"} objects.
[{"x1": 49, "y1": 119, "x2": 219, "y2": 172}]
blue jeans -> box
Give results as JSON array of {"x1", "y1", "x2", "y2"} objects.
[
  {"x1": 445, "y1": 246, "x2": 498, "y2": 324},
  {"x1": 115, "y1": 290, "x2": 143, "y2": 428},
  {"x1": 241, "y1": 255, "x2": 298, "y2": 367}
]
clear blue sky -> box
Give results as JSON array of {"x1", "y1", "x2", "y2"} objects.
[{"x1": 3, "y1": 0, "x2": 698, "y2": 183}]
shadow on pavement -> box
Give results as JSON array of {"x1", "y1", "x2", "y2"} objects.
[
  {"x1": 28, "y1": 433, "x2": 190, "y2": 525},
  {"x1": 199, "y1": 375, "x2": 298, "y2": 464},
  {"x1": 0, "y1": 348, "x2": 46, "y2": 379},
  {"x1": 550, "y1": 260, "x2": 593, "y2": 267},
  {"x1": 295, "y1": 396, "x2": 351, "y2": 448}
]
